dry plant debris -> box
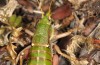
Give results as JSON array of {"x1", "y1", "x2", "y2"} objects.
[{"x1": 0, "y1": 0, "x2": 100, "y2": 65}]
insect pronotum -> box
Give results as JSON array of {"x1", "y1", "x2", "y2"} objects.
[{"x1": 28, "y1": 14, "x2": 52, "y2": 65}]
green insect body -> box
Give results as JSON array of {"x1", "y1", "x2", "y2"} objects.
[{"x1": 28, "y1": 15, "x2": 52, "y2": 65}]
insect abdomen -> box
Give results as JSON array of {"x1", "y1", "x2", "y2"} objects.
[{"x1": 28, "y1": 46, "x2": 52, "y2": 65}]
